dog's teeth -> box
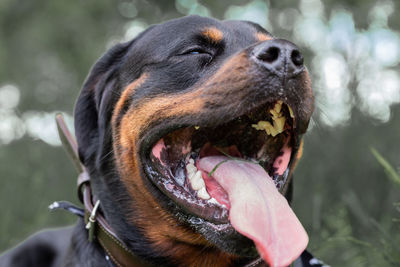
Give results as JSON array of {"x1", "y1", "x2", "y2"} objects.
[
  {"x1": 186, "y1": 168, "x2": 212, "y2": 199},
  {"x1": 270, "y1": 109, "x2": 279, "y2": 118},
  {"x1": 208, "y1": 197, "x2": 220, "y2": 205},
  {"x1": 207, "y1": 197, "x2": 227, "y2": 208},
  {"x1": 274, "y1": 100, "x2": 283, "y2": 113},
  {"x1": 188, "y1": 171, "x2": 196, "y2": 180},
  {"x1": 190, "y1": 171, "x2": 205, "y2": 190},
  {"x1": 186, "y1": 163, "x2": 197, "y2": 176},
  {"x1": 274, "y1": 116, "x2": 286, "y2": 133},
  {"x1": 197, "y1": 187, "x2": 210, "y2": 200},
  {"x1": 288, "y1": 105, "x2": 294, "y2": 118},
  {"x1": 252, "y1": 121, "x2": 270, "y2": 131},
  {"x1": 252, "y1": 101, "x2": 288, "y2": 136},
  {"x1": 186, "y1": 159, "x2": 197, "y2": 177},
  {"x1": 252, "y1": 121, "x2": 279, "y2": 136}
]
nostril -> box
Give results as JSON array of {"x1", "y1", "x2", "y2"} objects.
[
  {"x1": 257, "y1": 46, "x2": 280, "y2": 63},
  {"x1": 291, "y1": 50, "x2": 304, "y2": 67},
  {"x1": 252, "y1": 39, "x2": 305, "y2": 75}
]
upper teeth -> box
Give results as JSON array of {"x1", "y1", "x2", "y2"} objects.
[
  {"x1": 252, "y1": 101, "x2": 289, "y2": 136},
  {"x1": 288, "y1": 105, "x2": 294, "y2": 118}
]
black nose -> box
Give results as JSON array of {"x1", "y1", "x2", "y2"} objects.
[{"x1": 252, "y1": 39, "x2": 304, "y2": 76}]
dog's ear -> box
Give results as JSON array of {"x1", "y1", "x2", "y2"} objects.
[
  {"x1": 74, "y1": 41, "x2": 133, "y2": 166},
  {"x1": 74, "y1": 25, "x2": 156, "y2": 167}
]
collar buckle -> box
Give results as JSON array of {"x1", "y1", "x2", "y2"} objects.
[{"x1": 85, "y1": 199, "x2": 100, "y2": 242}]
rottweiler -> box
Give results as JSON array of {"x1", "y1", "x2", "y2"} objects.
[{"x1": 0, "y1": 15, "x2": 322, "y2": 267}]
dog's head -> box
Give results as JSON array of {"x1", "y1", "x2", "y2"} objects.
[{"x1": 74, "y1": 15, "x2": 313, "y2": 266}]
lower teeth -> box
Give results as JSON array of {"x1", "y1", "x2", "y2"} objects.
[
  {"x1": 186, "y1": 159, "x2": 211, "y2": 195},
  {"x1": 197, "y1": 187, "x2": 210, "y2": 200},
  {"x1": 186, "y1": 158, "x2": 223, "y2": 204},
  {"x1": 190, "y1": 171, "x2": 205, "y2": 190}
]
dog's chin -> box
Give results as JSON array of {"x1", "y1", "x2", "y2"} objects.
[
  {"x1": 186, "y1": 213, "x2": 259, "y2": 257},
  {"x1": 140, "y1": 99, "x2": 304, "y2": 256}
]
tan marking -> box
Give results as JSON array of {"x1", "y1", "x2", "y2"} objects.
[
  {"x1": 296, "y1": 138, "x2": 304, "y2": 160},
  {"x1": 113, "y1": 91, "x2": 209, "y2": 263},
  {"x1": 202, "y1": 27, "x2": 223, "y2": 43},
  {"x1": 256, "y1": 32, "x2": 273, "y2": 42},
  {"x1": 118, "y1": 91, "x2": 205, "y2": 152},
  {"x1": 117, "y1": 52, "x2": 250, "y2": 152},
  {"x1": 113, "y1": 73, "x2": 149, "y2": 119},
  {"x1": 284, "y1": 137, "x2": 306, "y2": 196}
]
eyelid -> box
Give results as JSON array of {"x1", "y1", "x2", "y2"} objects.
[{"x1": 181, "y1": 47, "x2": 211, "y2": 56}]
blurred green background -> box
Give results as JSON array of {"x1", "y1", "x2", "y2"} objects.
[{"x1": 0, "y1": 0, "x2": 399, "y2": 266}]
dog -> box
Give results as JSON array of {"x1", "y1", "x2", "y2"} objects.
[{"x1": 0, "y1": 15, "x2": 322, "y2": 267}]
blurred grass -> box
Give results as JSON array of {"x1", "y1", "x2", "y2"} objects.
[
  {"x1": 370, "y1": 148, "x2": 400, "y2": 265},
  {"x1": 371, "y1": 147, "x2": 400, "y2": 187}
]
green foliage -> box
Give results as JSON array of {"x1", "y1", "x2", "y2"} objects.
[
  {"x1": 308, "y1": 148, "x2": 400, "y2": 266},
  {"x1": 370, "y1": 148, "x2": 400, "y2": 265},
  {"x1": 371, "y1": 147, "x2": 400, "y2": 187}
]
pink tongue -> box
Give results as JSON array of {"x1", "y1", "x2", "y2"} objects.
[{"x1": 198, "y1": 156, "x2": 308, "y2": 267}]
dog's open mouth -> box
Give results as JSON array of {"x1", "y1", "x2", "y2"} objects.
[
  {"x1": 144, "y1": 100, "x2": 308, "y2": 266},
  {"x1": 148, "y1": 101, "x2": 296, "y2": 217}
]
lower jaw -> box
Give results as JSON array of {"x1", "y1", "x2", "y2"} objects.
[
  {"x1": 144, "y1": 159, "x2": 293, "y2": 224},
  {"x1": 141, "y1": 103, "x2": 299, "y2": 258},
  {"x1": 144, "y1": 165, "x2": 295, "y2": 260},
  {"x1": 144, "y1": 162, "x2": 230, "y2": 224},
  {"x1": 142, "y1": 163, "x2": 256, "y2": 256},
  {"x1": 184, "y1": 212, "x2": 259, "y2": 257}
]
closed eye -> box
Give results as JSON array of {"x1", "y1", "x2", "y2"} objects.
[
  {"x1": 181, "y1": 47, "x2": 212, "y2": 56},
  {"x1": 178, "y1": 46, "x2": 214, "y2": 65}
]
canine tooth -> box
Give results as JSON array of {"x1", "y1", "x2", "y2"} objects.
[
  {"x1": 189, "y1": 158, "x2": 194, "y2": 164},
  {"x1": 197, "y1": 187, "x2": 210, "y2": 200},
  {"x1": 191, "y1": 171, "x2": 205, "y2": 190},
  {"x1": 288, "y1": 105, "x2": 294, "y2": 118}
]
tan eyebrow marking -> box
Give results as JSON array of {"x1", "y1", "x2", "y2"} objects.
[
  {"x1": 256, "y1": 32, "x2": 273, "y2": 41},
  {"x1": 201, "y1": 27, "x2": 223, "y2": 43}
]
